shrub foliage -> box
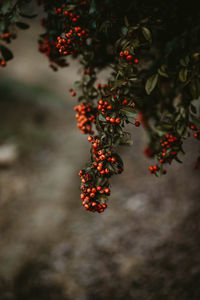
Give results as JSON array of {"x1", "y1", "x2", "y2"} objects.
[{"x1": 1, "y1": 0, "x2": 200, "y2": 212}]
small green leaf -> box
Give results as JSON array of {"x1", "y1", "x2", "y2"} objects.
[
  {"x1": 16, "y1": 22, "x2": 30, "y2": 30},
  {"x1": 0, "y1": 45, "x2": 13, "y2": 61},
  {"x1": 175, "y1": 157, "x2": 183, "y2": 163},
  {"x1": 180, "y1": 56, "x2": 190, "y2": 67},
  {"x1": 158, "y1": 65, "x2": 168, "y2": 78},
  {"x1": 142, "y1": 27, "x2": 152, "y2": 42},
  {"x1": 120, "y1": 106, "x2": 137, "y2": 118},
  {"x1": 98, "y1": 114, "x2": 106, "y2": 122},
  {"x1": 124, "y1": 16, "x2": 129, "y2": 27},
  {"x1": 145, "y1": 74, "x2": 158, "y2": 95},
  {"x1": 179, "y1": 68, "x2": 188, "y2": 82},
  {"x1": 19, "y1": 13, "x2": 37, "y2": 19}
]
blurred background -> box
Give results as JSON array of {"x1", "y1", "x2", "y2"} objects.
[{"x1": 0, "y1": 17, "x2": 200, "y2": 300}]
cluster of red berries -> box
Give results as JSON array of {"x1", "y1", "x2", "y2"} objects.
[
  {"x1": 0, "y1": 59, "x2": 6, "y2": 67},
  {"x1": 190, "y1": 124, "x2": 200, "y2": 140},
  {"x1": 149, "y1": 133, "x2": 182, "y2": 176},
  {"x1": 88, "y1": 136, "x2": 123, "y2": 176},
  {"x1": 148, "y1": 164, "x2": 166, "y2": 176},
  {"x1": 157, "y1": 133, "x2": 182, "y2": 164},
  {"x1": 39, "y1": 37, "x2": 57, "y2": 58},
  {"x1": 74, "y1": 103, "x2": 96, "y2": 134},
  {"x1": 119, "y1": 50, "x2": 139, "y2": 65},
  {"x1": 56, "y1": 9, "x2": 88, "y2": 56},
  {"x1": 57, "y1": 27, "x2": 88, "y2": 56},
  {"x1": 38, "y1": 35, "x2": 67, "y2": 69},
  {"x1": 79, "y1": 169, "x2": 109, "y2": 213},
  {"x1": 98, "y1": 99, "x2": 121, "y2": 124}
]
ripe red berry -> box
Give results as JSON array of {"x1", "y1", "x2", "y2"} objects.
[
  {"x1": 104, "y1": 188, "x2": 110, "y2": 194},
  {"x1": 135, "y1": 121, "x2": 140, "y2": 127},
  {"x1": 126, "y1": 55, "x2": 133, "y2": 61}
]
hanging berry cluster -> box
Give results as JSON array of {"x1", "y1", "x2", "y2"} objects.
[
  {"x1": 57, "y1": 26, "x2": 88, "y2": 56},
  {"x1": 1, "y1": 0, "x2": 200, "y2": 213},
  {"x1": 119, "y1": 50, "x2": 139, "y2": 65},
  {"x1": 74, "y1": 103, "x2": 97, "y2": 134},
  {"x1": 148, "y1": 134, "x2": 183, "y2": 176},
  {"x1": 79, "y1": 168, "x2": 108, "y2": 213}
]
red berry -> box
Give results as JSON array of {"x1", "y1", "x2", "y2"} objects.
[{"x1": 135, "y1": 121, "x2": 140, "y2": 127}]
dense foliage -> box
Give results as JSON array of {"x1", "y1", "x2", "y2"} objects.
[{"x1": 1, "y1": 0, "x2": 200, "y2": 213}]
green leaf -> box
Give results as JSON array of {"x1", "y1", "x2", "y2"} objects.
[
  {"x1": 124, "y1": 16, "x2": 129, "y2": 27},
  {"x1": 74, "y1": 81, "x2": 81, "y2": 88},
  {"x1": 180, "y1": 56, "x2": 190, "y2": 67},
  {"x1": 0, "y1": 45, "x2": 13, "y2": 61},
  {"x1": 158, "y1": 64, "x2": 168, "y2": 78},
  {"x1": 98, "y1": 114, "x2": 106, "y2": 122},
  {"x1": 145, "y1": 74, "x2": 158, "y2": 95},
  {"x1": 179, "y1": 68, "x2": 188, "y2": 82},
  {"x1": 19, "y1": 13, "x2": 37, "y2": 19},
  {"x1": 142, "y1": 27, "x2": 152, "y2": 42},
  {"x1": 175, "y1": 156, "x2": 183, "y2": 163},
  {"x1": 120, "y1": 106, "x2": 137, "y2": 118},
  {"x1": 119, "y1": 137, "x2": 133, "y2": 146},
  {"x1": 16, "y1": 22, "x2": 30, "y2": 30}
]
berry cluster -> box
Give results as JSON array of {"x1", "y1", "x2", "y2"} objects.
[
  {"x1": 57, "y1": 27, "x2": 88, "y2": 56},
  {"x1": 38, "y1": 14, "x2": 68, "y2": 69},
  {"x1": 38, "y1": 36, "x2": 67, "y2": 67},
  {"x1": 74, "y1": 103, "x2": 96, "y2": 134},
  {"x1": 148, "y1": 164, "x2": 166, "y2": 176},
  {"x1": 158, "y1": 134, "x2": 182, "y2": 164},
  {"x1": 98, "y1": 99, "x2": 121, "y2": 124},
  {"x1": 56, "y1": 8, "x2": 88, "y2": 56},
  {"x1": 79, "y1": 169, "x2": 109, "y2": 213},
  {"x1": 149, "y1": 133, "x2": 182, "y2": 176},
  {"x1": 88, "y1": 136, "x2": 123, "y2": 176},
  {"x1": 119, "y1": 50, "x2": 139, "y2": 65}
]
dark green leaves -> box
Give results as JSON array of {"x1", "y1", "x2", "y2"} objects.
[
  {"x1": 98, "y1": 114, "x2": 106, "y2": 122},
  {"x1": 145, "y1": 74, "x2": 158, "y2": 95},
  {"x1": 158, "y1": 65, "x2": 168, "y2": 78},
  {"x1": 0, "y1": 45, "x2": 13, "y2": 61},
  {"x1": 16, "y1": 22, "x2": 30, "y2": 30},
  {"x1": 142, "y1": 27, "x2": 152, "y2": 43},
  {"x1": 179, "y1": 68, "x2": 188, "y2": 82},
  {"x1": 120, "y1": 106, "x2": 137, "y2": 118}
]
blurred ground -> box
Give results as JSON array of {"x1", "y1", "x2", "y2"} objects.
[{"x1": 0, "y1": 20, "x2": 200, "y2": 300}]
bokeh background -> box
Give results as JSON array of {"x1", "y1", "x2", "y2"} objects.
[{"x1": 0, "y1": 17, "x2": 200, "y2": 300}]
